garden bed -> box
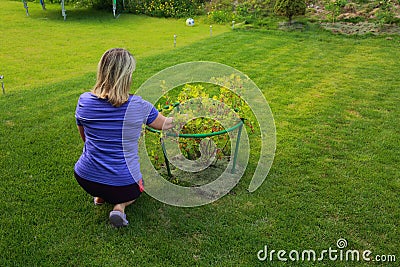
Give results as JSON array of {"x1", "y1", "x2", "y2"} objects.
[
  {"x1": 319, "y1": 21, "x2": 400, "y2": 35},
  {"x1": 308, "y1": 0, "x2": 400, "y2": 35}
]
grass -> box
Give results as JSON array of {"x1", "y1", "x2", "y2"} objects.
[
  {"x1": 0, "y1": 1, "x2": 229, "y2": 92},
  {"x1": 1, "y1": 1, "x2": 399, "y2": 266}
]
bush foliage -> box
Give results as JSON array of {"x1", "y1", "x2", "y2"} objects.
[
  {"x1": 205, "y1": 0, "x2": 276, "y2": 23},
  {"x1": 126, "y1": 0, "x2": 206, "y2": 18}
]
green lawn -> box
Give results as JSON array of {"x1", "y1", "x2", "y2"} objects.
[
  {"x1": 0, "y1": 1, "x2": 228, "y2": 92},
  {"x1": 1, "y1": 1, "x2": 399, "y2": 266}
]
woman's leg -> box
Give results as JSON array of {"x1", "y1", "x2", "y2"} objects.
[{"x1": 113, "y1": 200, "x2": 135, "y2": 213}]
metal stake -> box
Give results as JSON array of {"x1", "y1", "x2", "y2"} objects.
[
  {"x1": 0, "y1": 75, "x2": 4, "y2": 94},
  {"x1": 210, "y1": 25, "x2": 212, "y2": 37},
  {"x1": 113, "y1": 0, "x2": 117, "y2": 18},
  {"x1": 61, "y1": 0, "x2": 67, "y2": 20},
  {"x1": 231, "y1": 120, "x2": 243, "y2": 173},
  {"x1": 173, "y1": 34, "x2": 177, "y2": 48},
  {"x1": 23, "y1": 1, "x2": 29, "y2": 16},
  {"x1": 160, "y1": 138, "x2": 172, "y2": 177}
]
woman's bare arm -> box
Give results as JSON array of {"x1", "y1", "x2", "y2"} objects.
[
  {"x1": 148, "y1": 113, "x2": 174, "y2": 130},
  {"x1": 77, "y1": 125, "x2": 85, "y2": 142}
]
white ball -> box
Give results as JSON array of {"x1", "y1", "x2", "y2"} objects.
[{"x1": 186, "y1": 18, "x2": 194, "y2": 26}]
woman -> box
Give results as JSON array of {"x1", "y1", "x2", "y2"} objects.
[{"x1": 74, "y1": 48, "x2": 173, "y2": 227}]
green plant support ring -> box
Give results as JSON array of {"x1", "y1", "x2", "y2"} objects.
[{"x1": 146, "y1": 119, "x2": 244, "y2": 177}]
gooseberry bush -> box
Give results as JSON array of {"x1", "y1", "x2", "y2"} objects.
[{"x1": 145, "y1": 75, "x2": 257, "y2": 184}]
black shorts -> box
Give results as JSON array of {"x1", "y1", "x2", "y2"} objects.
[{"x1": 74, "y1": 171, "x2": 144, "y2": 204}]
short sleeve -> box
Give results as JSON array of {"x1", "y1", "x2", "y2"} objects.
[
  {"x1": 76, "y1": 118, "x2": 83, "y2": 126},
  {"x1": 146, "y1": 106, "x2": 159, "y2": 125}
]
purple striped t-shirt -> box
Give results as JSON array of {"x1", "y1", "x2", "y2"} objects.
[{"x1": 74, "y1": 92, "x2": 158, "y2": 186}]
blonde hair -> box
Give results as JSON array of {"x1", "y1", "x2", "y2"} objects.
[{"x1": 92, "y1": 48, "x2": 136, "y2": 107}]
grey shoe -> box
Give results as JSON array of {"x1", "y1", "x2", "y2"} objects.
[{"x1": 109, "y1": 210, "x2": 129, "y2": 227}]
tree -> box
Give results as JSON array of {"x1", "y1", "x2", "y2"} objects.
[{"x1": 274, "y1": 0, "x2": 306, "y2": 25}]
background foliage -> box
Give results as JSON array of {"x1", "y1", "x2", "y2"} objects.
[
  {"x1": 205, "y1": 0, "x2": 276, "y2": 23},
  {"x1": 34, "y1": 0, "x2": 400, "y2": 26},
  {"x1": 126, "y1": 0, "x2": 206, "y2": 18}
]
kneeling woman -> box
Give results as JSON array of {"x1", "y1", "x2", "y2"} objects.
[{"x1": 74, "y1": 48, "x2": 173, "y2": 227}]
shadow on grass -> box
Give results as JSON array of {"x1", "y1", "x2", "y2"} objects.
[{"x1": 27, "y1": 4, "x2": 131, "y2": 23}]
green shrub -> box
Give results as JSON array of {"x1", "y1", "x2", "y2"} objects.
[
  {"x1": 324, "y1": 0, "x2": 348, "y2": 23},
  {"x1": 207, "y1": 10, "x2": 237, "y2": 23},
  {"x1": 375, "y1": 0, "x2": 400, "y2": 25},
  {"x1": 148, "y1": 77, "x2": 256, "y2": 177},
  {"x1": 205, "y1": 0, "x2": 276, "y2": 24},
  {"x1": 126, "y1": 0, "x2": 206, "y2": 18}
]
